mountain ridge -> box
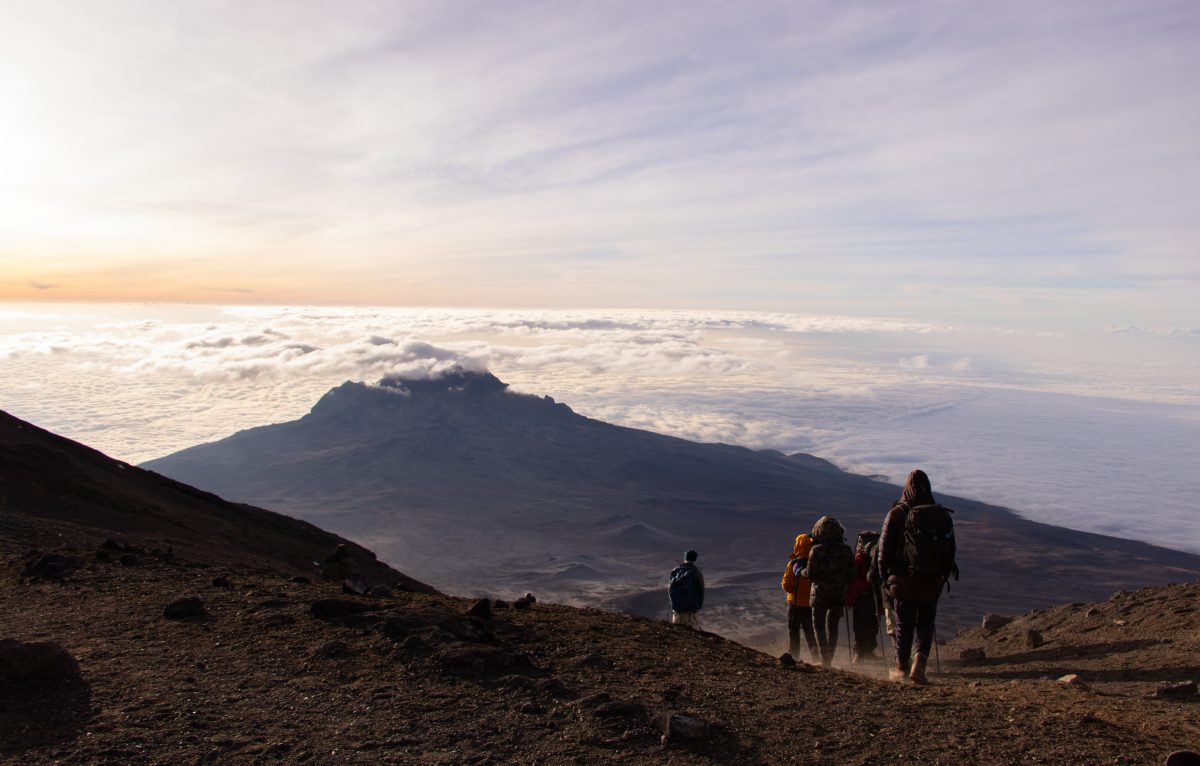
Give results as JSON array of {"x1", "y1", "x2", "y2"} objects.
[{"x1": 142, "y1": 370, "x2": 1200, "y2": 643}]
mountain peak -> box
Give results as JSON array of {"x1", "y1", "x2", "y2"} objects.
[{"x1": 377, "y1": 368, "x2": 508, "y2": 396}]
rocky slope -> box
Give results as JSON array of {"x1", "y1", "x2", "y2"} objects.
[
  {"x1": 3, "y1": 526, "x2": 1197, "y2": 765},
  {"x1": 3, "y1": 409, "x2": 1197, "y2": 764},
  {"x1": 0, "y1": 409, "x2": 432, "y2": 592},
  {"x1": 141, "y1": 371, "x2": 1200, "y2": 641}
]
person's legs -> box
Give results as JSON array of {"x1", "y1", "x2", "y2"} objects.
[
  {"x1": 786, "y1": 603, "x2": 801, "y2": 657},
  {"x1": 797, "y1": 605, "x2": 819, "y2": 661},
  {"x1": 671, "y1": 611, "x2": 700, "y2": 629},
  {"x1": 913, "y1": 599, "x2": 939, "y2": 657},
  {"x1": 812, "y1": 606, "x2": 830, "y2": 660},
  {"x1": 893, "y1": 598, "x2": 917, "y2": 677},
  {"x1": 853, "y1": 597, "x2": 878, "y2": 659},
  {"x1": 825, "y1": 605, "x2": 843, "y2": 666}
]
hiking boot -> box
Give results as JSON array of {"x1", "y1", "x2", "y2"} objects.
[
  {"x1": 808, "y1": 648, "x2": 821, "y2": 665},
  {"x1": 889, "y1": 655, "x2": 910, "y2": 682},
  {"x1": 909, "y1": 653, "x2": 929, "y2": 685}
]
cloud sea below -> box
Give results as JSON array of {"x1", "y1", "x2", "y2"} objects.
[{"x1": 2, "y1": 302, "x2": 1197, "y2": 554}]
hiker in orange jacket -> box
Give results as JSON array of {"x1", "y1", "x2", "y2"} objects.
[{"x1": 781, "y1": 533, "x2": 820, "y2": 663}]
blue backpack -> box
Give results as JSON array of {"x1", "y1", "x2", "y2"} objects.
[{"x1": 668, "y1": 564, "x2": 700, "y2": 612}]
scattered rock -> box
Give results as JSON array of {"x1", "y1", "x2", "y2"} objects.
[
  {"x1": 1155, "y1": 681, "x2": 1198, "y2": 699},
  {"x1": 958, "y1": 647, "x2": 986, "y2": 663},
  {"x1": 466, "y1": 598, "x2": 492, "y2": 620},
  {"x1": 0, "y1": 639, "x2": 82, "y2": 682},
  {"x1": 1025, "y1": 629, "x2": 1045, "y2": 648},
  {"x1": 981, "y1": 614, "x2": 1013, "y2": 632},
  {"x1": 659, "y1": 712, "x2": 710, "y2": 741},
  {"x1": 21, "y1": 553, "x2": 83, "y2": 582},
  {"x1": 382, "y1": 612, "x2": 491, "y2": 645},
  {"x1": 342, "y1": 576, "x2": 370, "y2": 596},
  {"x1": 211, "y1": 575, "x2": 232, "y2": 588},
  {"x1": 396, "y1": 634, "x2": 429, "y2": 659},
  {"x1": 311, "y1": 641, "x2": 352, "y2": 660},
  {"x1": 779, "y1": 653, "x2": 796, "y2": 668},
  {"x1": 593, "y1": 700, "x2": 647, "y2": 719},
  {"x1": 1113, "y1": 618, "x2": 1127, "y2": 627},
  {"x1": 1057, "y1": 674, "x2": 1089, "y2": 689},
  {"x1": 537, "y1": 677, "x2": 573, "y2": 698},
  {"x1": 577, "y1": 692, "x2": 613, "y2": 708},
  {"x1": 1084, "y1": 607, "x2": 1101, "y2": 618},
  {"x1": 570, "y1": 652, "x2": 610, "y2": 669},
  {"x1": 310, "y1": 598, "x2": 379, "y2": 625},
  {"x1": 164, "y1": 596, "x2": 206, "y2": 620},
  {"x1": 434, "y1": 643, "x2": 523, "y2": 675}
]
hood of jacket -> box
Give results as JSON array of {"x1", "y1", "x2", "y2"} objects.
[
  {"x1": 792, "y1": 533, "x2": 813, "y2": 558},
  {"x1": 900, "y1": 468, "x2": 936, "y2": 507},
  {"x1": 811, "y1": 515, "x2": 845, "y2": 544}
]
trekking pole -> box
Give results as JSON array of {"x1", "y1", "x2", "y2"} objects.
[
  {"x1": 933, "y1": 628, "x2": 942, "y2": 675},
  {"x1": 844, "y1": 605, "x2": 853, "y2": 663},
  {"x1": 876, "y1": 608, "x2": 889, "y2": 676}
]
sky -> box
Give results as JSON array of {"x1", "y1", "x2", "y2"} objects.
[{"x1": 2, "y1": 1, "x2": 1199, "y2": 328}]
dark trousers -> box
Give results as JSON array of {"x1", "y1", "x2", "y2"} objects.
[
  {"x1": 893, "y1": 596, "x2": 938, "y2": 666},
  {"x1": 787, "y1": 603, "x2": 818, "y2": 658},
  {"x1": 811, "y1": 604, "x2": 843, "y2": 662},
  {"x1": 852, "y1": 590, "x2": 879, "y2": 655}
]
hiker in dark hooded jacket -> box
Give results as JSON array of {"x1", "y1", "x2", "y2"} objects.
[
  {"x1": 667, "y1": 550, "x2": 705, "y2": 629},
  {"x1": 879, "y1": 468, "x2": 957, "y2": 684},
  {"x1": 801, "y1": 516, "x2": 855, "y2": 668}
]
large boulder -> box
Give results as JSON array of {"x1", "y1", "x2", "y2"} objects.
[{"x1": 0, "y1": 640, "x2": 82, "y2": 682}]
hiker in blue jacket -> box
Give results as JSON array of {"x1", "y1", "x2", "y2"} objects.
[{"x1": 667, "y1": 549, "x2": 705, "y2": 629}]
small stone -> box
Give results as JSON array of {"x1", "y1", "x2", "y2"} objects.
[
  {"x1": 958, "y1": 647, "x2": 986, "y2": 663},
  {"x1": 593, "y1": 701, "x2": 646, "y2": 719},
  {"x1": 1113, "y1": 618, "x2": 1127, "y2": 626},
  {"x1": 1155, "y1": 681, "x2": 1198, "y2": 699},
  {"x1": 310, "y1": 599, "x2": 378, "y2": 624},
  {"x1": 1025, "y1": 629, "x2": 1045, "y2": 648},
  {"x1": 466, "y1": 598, "x2": 492, "y2": 620},
  {"x1": 1084, "y1": 607, "x2": 1101, "y2": 617},
  {"x1": 163, "y1": 596, "x2": 205, "y2": 620},
  {"x1": 311, "y1": 641, "x2": 351, "y2": 659},
  {"x1": 519, "y1": 702, "x2": 541, "y2": 715},
  {"x1": 1057, "y1": 674, "x2": 1088, "y2": 689},
  {"x1": 779, "y1": 653, "x2": 796, "y2": 668},
  {"x1": 981, "y1": 614, "x2": 1013, "y2": 632},
  {"x1": 342, "y1": 576, "x2": 370, "y2": 596},
  {"x1": 211, "y1": 575, "x2": 232, "y2": 588},
  {"x1": 659, "y1": 713, "x2": 710, "y2": 741},
  {"x1": 21, "y1": 554, "x2": 82, "y2": 582}
]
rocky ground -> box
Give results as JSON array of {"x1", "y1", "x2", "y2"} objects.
[{"x1": 3, "y1": 517, "x2": 1198, "y2": 766}]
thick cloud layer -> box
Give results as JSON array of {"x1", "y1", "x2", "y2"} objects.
[{"x1": 1, "y1": 303, "x2": 1197, "y2": 553}]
